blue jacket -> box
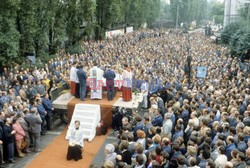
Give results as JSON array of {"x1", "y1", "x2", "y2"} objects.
[
  {"x1": 198, "y1": 159, "x2": 207, "y2": 168},
  {"x1": 170, "y1": 113, "x2": 176, "y2": 126},
  {"x1": 172, "y1": 130, "x2": 184, "y2": 142},
  {"x1": 157, "y1": 98, "x2": 165, "y2": 114},
  {"x1": 244, "y1": 135, "x2": 250, "y2": 144},
  {"x1": 42, "y1": 98, "x2": 53, "y2": 113},
  {"x1": 237, "y1": 141, "x2": 247, "y2": 153},
  {"x1": 151, "y1": 115, "x2": 163, "y2": 127},
  {"x1": 0, "y1": 96, "x2": 9, "y2": 105},
  {"x1": 133, "y1": 122, "x2": 144, "y2": 135},
  {"x1": 163, "y1": 145, "x2": 172, "y2": 155},
  {"x1": 226, "y1": 143, "x2": 236, "y2": 160},
  {"x1": 149, "y1": 81, "x2": 160, "y2": 94},
  {"x1": 37, "y1": 104, "x2": 46, "y2": 118},
  {"x1": 137, "y1": 80, "x2": 142, "y2": 89},
  {"x1": 77, "y1": 68, "x2": 87, "y2": 85},
  {"x1": 103, "y1": 69, "x2": 116, "y2": 81},
  {"x1": 3, "y1": 125, "x2": 15, "y2": 144}
]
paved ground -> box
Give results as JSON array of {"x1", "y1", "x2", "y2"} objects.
[{"x1": 2, "y1": 120, "x2": 66, "y2": 168}]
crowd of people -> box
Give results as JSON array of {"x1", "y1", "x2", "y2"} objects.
[
  {"x1": 0, "y1": 67, "x2": 56, "y2": 165},
  {"x1": 0, "y1": 28, "x2": 249, "y2": 168},
  {"x1": 85, "y1": 30, "x2": 249, "y2": 168}
]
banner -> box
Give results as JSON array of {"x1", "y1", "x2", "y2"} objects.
[
  {"x1": 105, "y1": 29, "x2": 125, "y2": 39},
  {"x1": 196, "y1": 66, "x2": 207, "y2": 78},
  {"x1": 126, "y1": 27, "x2": 133, "y2": 33}
]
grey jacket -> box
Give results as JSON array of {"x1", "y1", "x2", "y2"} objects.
[
  {"x1": 24, "y1": 113, "x2": 42, "y2": 134},
  {"x1": 19, "y1": 118, "x2": 30, "y2": 133}
]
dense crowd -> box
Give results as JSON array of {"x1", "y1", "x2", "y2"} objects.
[
  {"x1": 0, "y1": 29, "x2": 249, "y2": 168},
  {"x1": 86, "y1": 30, "x2": 249, "y2": 168}
]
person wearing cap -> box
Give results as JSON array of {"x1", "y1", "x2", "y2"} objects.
[{"x1": 103, "y1": 65, "x2": 116, "y2": 101}]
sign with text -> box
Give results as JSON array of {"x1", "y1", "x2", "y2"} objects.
[{"x1": 197, "y1": 66, "x2": 207, "y2": 78}]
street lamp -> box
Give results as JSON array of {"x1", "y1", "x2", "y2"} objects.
[{"x1": 176, "y1": 0, "x2": 181, "y2": 29}]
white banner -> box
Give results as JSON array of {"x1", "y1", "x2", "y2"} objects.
[
  {"x1": 126, "y1": 27, "x2": 133, "y2": 33},
  {"x1": 105, "y1": 29, "x2": 125, "y2": 39}
]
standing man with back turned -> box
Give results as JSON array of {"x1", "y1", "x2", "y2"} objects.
[
  {"x1": 104, "y1": 65, "x2": 116, "y2": 101},
  {"x1": 77, "y1": 64, "x2": 87, "y2": 101},
  {"x1": 25, "y1": 108, "x2": 42, "y2": 153}
]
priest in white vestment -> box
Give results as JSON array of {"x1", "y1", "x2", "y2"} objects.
[
  {"x1": 89, "y1": 62, "x2": 104, "y2": 99},
  {"x1": 70, "y1": 62, "x2": 77, "y2": 96}
]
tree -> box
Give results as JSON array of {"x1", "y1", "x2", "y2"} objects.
[
  {"x1": 65, "y1": 0, "x2": 81, "y2": 47},
  {"x1": 221, "y1": 23, "x2": 240, "y2": 44},
  {"x1": 145, "y1": 0, "x2": 161, "y2": 28},
  {"x1": 211, "y1": 1, "x2": 224, "y2": 25},
  {"x1": 124, "y1": 0, "x2": 145, "y2": 28},
  {"x1": 0, "y1": 0, "x2": 20, "y2": 66},
  {"x1": 80, "y1": 0, "x2": 96, "y2": 38},
  {"x1": 48, "y1": 0, "x2": 67, "y2": 54},
  {"x1": 221, "y1": 22, "x2": 250, "y2": 60},
  {"x1": 18, "y1": 0, "x2": 37, "y2": 55},
  {"x1": 96, "y1": 0, "x2": 123, "y2": 39},
  {"x1": 170, "y1": 0, "x2": 208, "y2": 27}
]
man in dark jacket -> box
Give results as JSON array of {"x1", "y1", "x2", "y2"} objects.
[
  {"x1": 76, "y1": 65, "x2": 87, "y2": 101},
  {"x1": 3, "y1": 118, "x2": 16, "y2": 163},
  {"x1": 120, "y1": 140, "x2": 132, "y2": 165},
  {"x1": 151, "y1": 109, "x2": 163, "y2": 127},
  {"x1": 36, "y1": 99, "x2": 47, "y2": 134},
  {"x1": 25, "y1": 108, "x2": 42, "y2": 153},
  {"x1": 103, "y1": 66, "x2": 116, "y2": 101},
  {"x1": 42, "y1": 93, "x2": 53, "y2": 130}
]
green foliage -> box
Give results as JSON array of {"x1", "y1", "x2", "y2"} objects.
[
  {"x1": 211, "y1": 1, "x2": 224, "y2": 25},
  {"x1": 0, "y1": 0, "x2": 162, "y2": 65},
  {"x1": 0, "y1": 0, "x2": 20, "y2": 66},
  {"x1": 221, "y1": 23, "x2": 240, "y2": 44},
  {"x1": 18, "y1": 0, "x2": 37, "y2": 54},
  {"x1": 145, "y1": 0, "x2": 161, "y2": 28},
  {"x1": 221, "y1": 22, "x2": 250, "y2": 59},
  {"x1": 170, "y1": 0, "x2": 208, "y2": 26}
]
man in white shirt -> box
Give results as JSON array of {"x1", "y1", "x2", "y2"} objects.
[
  {"x1": 89, "y1": 62, "x2": 104, "y2": 99},
  {"x1": 140, "y1": 79, "x2": 149, "y2": 108},
  {"x1": 214, "y1": 146, "x2": 227, "y2": 168}
]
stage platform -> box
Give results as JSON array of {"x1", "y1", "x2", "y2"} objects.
[
  {"x1": 53, "y1": 91, "x2": 143, "y2": 127},
  {"x1": 67, "y1": 92, "x2": 121, "y2": 126},
  {"x1": 113, "y1": 93, "x2": 143, "y2": 109}
]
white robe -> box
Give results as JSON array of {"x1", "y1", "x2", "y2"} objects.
[
  {"x1": 67, "y1": 128, "x2": 84, "y2": 147},
  {"x1": 89, "y1": 66, "x2": 104, "y2": 99},
  {"x1": 70, "y1": 66, "x2": 77, "y2": 82}
]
